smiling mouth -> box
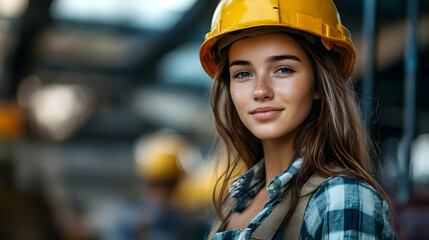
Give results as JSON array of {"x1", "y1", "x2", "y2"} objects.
[{"x1": 250, "y1": 107, "x2": 284, "y2": 120}]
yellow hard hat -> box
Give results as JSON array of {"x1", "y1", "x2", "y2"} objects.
[
  {"x1": 0, "y1": 102, "x2": 23, "y2": 140},
  {"x1": 199, "y1": 0, "x2": 356, "y2": 80},
  {"x1": 135, "y1": 132, "x2": 191, "y2": 183}
]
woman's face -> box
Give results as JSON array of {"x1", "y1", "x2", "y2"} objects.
[{"x1": 228, "y1": 33, "x2": 320, "y2": 141}]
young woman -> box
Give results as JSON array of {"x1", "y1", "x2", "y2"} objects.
[{"x1": 199, "y1": 0, "x2": 398, "y2": 239}]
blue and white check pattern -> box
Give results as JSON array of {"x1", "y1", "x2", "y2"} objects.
[{"x1": 210, "y1": 158, "x2": 397, "y2": 240}]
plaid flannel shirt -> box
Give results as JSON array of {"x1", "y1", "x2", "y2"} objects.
[{"x1": 210, "y1": 158, "x2": 397, "y2": 240}]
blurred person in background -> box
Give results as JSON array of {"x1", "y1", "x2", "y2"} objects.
[
  {"x1": 199, "y1": 0, "x2": 399, "y2": 239},
  {"x1": 0, "y1": 102, "x2": 59, "y2": 240},
  {"x1": 113, "y1": 130, "x2": 206, "y2": 240},
  {"x1": 0, "y1": 102, "x2": 89, "y2": 240}
]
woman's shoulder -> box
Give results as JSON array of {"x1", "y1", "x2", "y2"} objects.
[
  {"x1": 307, "y1": 175, "x2": 387, "y2": 215},
  {"x1": 311, "y1": 175, "x2": 384, "y2": 205},
  {"x1": 300, "y1": 175, "x2": 397, "y2": 239}
]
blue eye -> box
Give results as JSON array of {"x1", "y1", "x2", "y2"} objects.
[
  {"x1": 276, "y1": 67, "x2": 294, "y2": 74},
  {"x1": 234, "y1": 71, "x2": 252, "y2": 79}
]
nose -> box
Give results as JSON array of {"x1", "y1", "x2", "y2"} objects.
[{"x1": 253, "y1": 75, "x2": 274, "y2": 101}]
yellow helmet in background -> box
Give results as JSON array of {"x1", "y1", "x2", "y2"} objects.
[
  {"x1": 199, "y1": 0, "x2": 356, "y2": 80},
  {"x1": 0, "y1": 102, "x2": 23, "y2": 140},
  {"x1": 134, "y1": 131, "x2": 192, "y2": 183}
]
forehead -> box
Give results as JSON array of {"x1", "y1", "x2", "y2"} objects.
[{"x1": 228, "y1": 33, "x2": 307, "y2": 60}]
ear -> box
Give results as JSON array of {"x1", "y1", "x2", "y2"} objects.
[{"x1": 313, "y1": 90, "x2": 321, "y2": 100}]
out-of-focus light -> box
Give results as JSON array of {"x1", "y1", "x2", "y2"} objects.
[
  {"x1": 132, "y1": 86, "x2": 214, "y2": 138},
  {"x1": 175, "y1": 152, "x2": 247, "y2": 209},
  {"x1": 51, "y1": 0, "x2": 198, "y2": 30},
  {"x1": 158, "y1": 42, "x2": 211, "y2": 87},
  {"x1": 18, "y1": 76, "x2": 94, "y2": 141},
  {"x1": 411, "y1": 134, "x2": 429, "y2": 185},
  {"x1": 0, "y1": 0, "x2": 28, "y2": 18},
  {"x1": 133, "y1": 87, "x2": 202, "y2": 129}
]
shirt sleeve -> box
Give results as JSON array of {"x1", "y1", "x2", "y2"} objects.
[{"x1": 300, "y1": 176, "x2": 398, "y2": 240}]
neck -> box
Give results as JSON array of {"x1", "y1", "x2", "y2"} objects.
[{"x1": 262, "y1": 134, "x2": 296, "y2": 185}]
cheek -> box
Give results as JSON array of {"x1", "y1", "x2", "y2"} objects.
[
  {"x1": 230, "y1": 84, "x2": 247, "y2": 111},
  {"x1": 291, "y1": 75, "x2": 316, "y2": 101},
  {"x1": 279, "y1": 81, "x2": 312, "y2": 101},
  {"x1": 278, "y1": 78, "x2": 316, "y2": 114},
  {"x1": 229, "y1": 85, "x2": 252, "y2": 129}
]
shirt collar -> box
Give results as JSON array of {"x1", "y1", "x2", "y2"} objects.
[
  {"x1": 229, "y1": 159, "x2": 265, "y2": 199},
  {"x1": 267, "y1": 158, "x2": 302, "y2": 199},
  {"x1": 229, "y1": 158, "x2": 303, "y2": 201}
]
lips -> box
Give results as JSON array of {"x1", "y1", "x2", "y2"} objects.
[{"x1": 250, "y1": 106, "x2": 284, "y2": 120}]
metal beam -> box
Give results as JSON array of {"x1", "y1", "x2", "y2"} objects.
[
  {"x1": 361, "y1": 0, "x2": 377, "y2": 128},
  {"x1": 134, "y1": 0, "x2": 219, "y2": 83},
  {"x1": 1, "y1": 0, "x2": 54, "y2": 99},
  {"x1": 397, "y1": 0, "x2": 419, "y2": 206}
]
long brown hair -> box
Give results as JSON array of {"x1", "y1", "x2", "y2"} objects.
[{"x1": 210, "y1": 32, "x2": 398, "y2": 230}]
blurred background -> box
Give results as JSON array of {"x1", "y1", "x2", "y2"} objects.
[{"x1": 0, "y1": 0, "x2": 427, "y2": 239}]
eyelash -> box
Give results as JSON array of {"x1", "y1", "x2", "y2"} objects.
[
  {"x1": 232, "y1": 66, "x2": 294, "y2": 79},
  {"x1": 233, "y1": 71, "x2": 252, "y2": 79},
  {"x1": 275, "y1": 66, "x2": 294, "y2": 74}
]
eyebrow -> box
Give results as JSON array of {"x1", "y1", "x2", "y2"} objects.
[
  {"x1": 229, "y1": 60, "x2": 250, "y2": 67},
  {"x1": 229, "y1": 55, "x2": 301, "y2": 67},
  {"x1": 267, "y1": 55, "x2": 301, "y2": 62}
]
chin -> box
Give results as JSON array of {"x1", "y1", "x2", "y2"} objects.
[
  {"x1": 249, "y1": 124, "x2": 299, "y2": 141},
  {"x1": 252, "y1": 130, "x2": 289, "y2": 140}
]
